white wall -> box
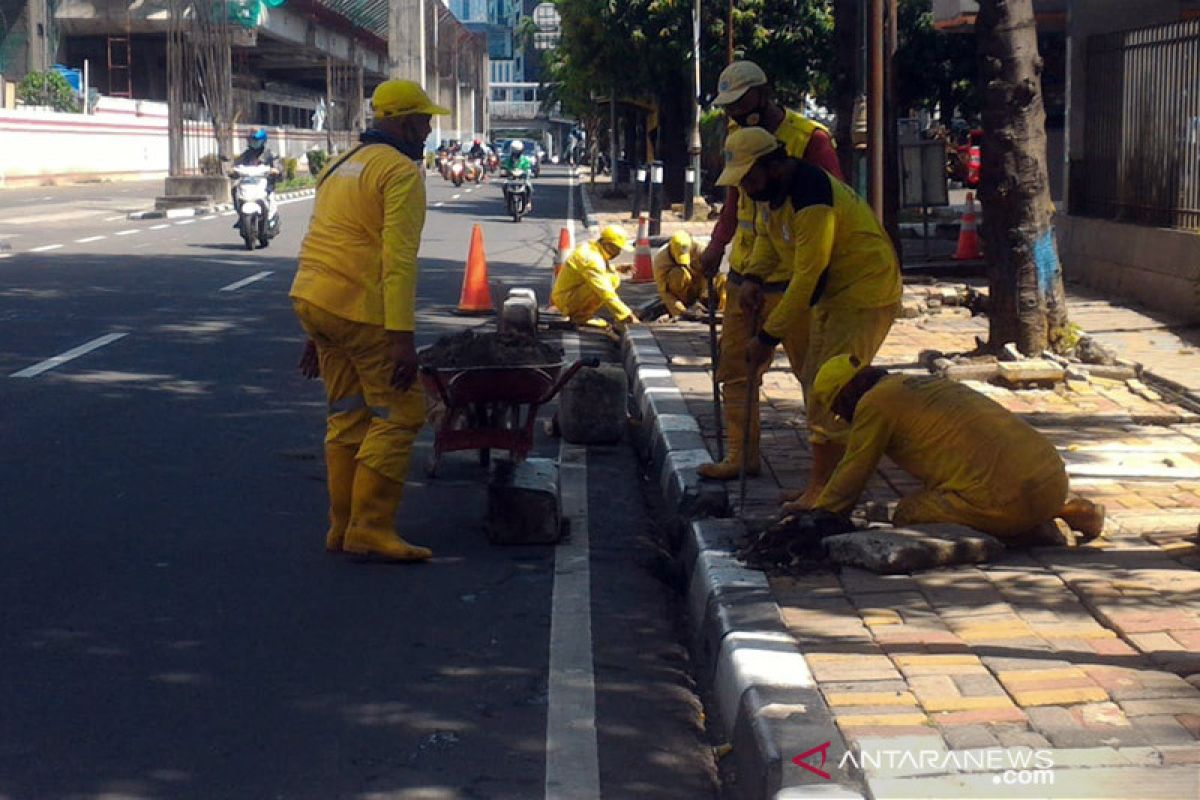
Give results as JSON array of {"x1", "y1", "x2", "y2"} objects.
[{"x1": 0, "y1": 98, "x2": 341, "y2": 185}]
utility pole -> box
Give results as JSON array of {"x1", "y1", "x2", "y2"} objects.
[
  {"x1": 389, "y1": 0, "x2": 424, "y2": 82},
  {"x1": 27, "y1": 0, "x2": 49, "y2": 73},
  {"x1": 726, "y1": 0, "x2": 735, "y2": 64},
  {"x1": 688, "y1": 0, "x2": 702, "y2": 215},
  {"x1": 867, "y1": 0, "x2": 884, "y2": 220}
]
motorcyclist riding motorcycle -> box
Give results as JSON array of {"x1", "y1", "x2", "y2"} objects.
[
  {"x1": 232, "y1": 128, "x2": 279, "y2": 225},
  {"x1": 468, "y1": 139, "x2": 486, "y2": 160},
  {"x1": 502, "y1": 139, "x2": 534, "y2": 212}
]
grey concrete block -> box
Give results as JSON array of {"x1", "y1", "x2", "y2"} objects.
[
  {"x1": 486, "y1": 458, "x2": 560, "y2": 545},
  {"x1": 994, "y1": 359, "x2": 1066, "y2": 386},
  {"x1": 682, "y1": 518, "x2": 746, "y2": 584},
  {"x1": 824, "y1": 524, "x2": 1005, "y2": 574},
  {"x1": 662, "y1": 447, "x2": 727, "y2": 519},
  {"x1": 559, "y1": 365, "x2": 627, "y2": 444}
]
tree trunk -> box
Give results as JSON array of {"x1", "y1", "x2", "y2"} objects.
[
  {"x1": 833, "y1": 0, "x2": 860, "y2": 185},
  {"x1": 975, "y1": 0, "x2": 1069, "y2": 355}
]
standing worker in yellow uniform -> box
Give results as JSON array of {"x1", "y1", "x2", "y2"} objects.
[
  {"x1": 653, "y1": 231, "x2": 725, "y2": 319},
  {"x1": 551, "y1": 225, "x2": 638, "y2": 331},
  {"x1": 698, "y1": 60, "x2": 843, "y2": 481},
  {"x1": 718, "y1": 127, "x2": 901, "y2": 511},
  {"x1": 800, "y1": 355, "x2": 1106, "y2": 540},
  {"x1": 290, "y1": 80, "x2": 449, "y2": 562}
]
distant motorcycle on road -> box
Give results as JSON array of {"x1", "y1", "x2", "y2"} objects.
[
  {"x1": 231, "y1": 164, "x2": 280, "y2": 251},
  {"x1": 503, "y1": 169, "x2": 531, "y2": 223}
]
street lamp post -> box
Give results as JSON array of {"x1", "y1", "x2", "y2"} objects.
[{"x1": 689, "y1": 0, "x2": 703, "y2": 218}]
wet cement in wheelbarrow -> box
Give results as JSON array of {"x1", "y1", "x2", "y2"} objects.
[{"x1": 419, "y1": 330, "x2": 563, "y2": 368}]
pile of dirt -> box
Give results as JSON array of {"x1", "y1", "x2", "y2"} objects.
[
  {"x1": 737, "y1": 510, "x2": 857, "y2": 574},
  {"x1": 419, "y1": 330, "x2": 563, "y2": 369}
]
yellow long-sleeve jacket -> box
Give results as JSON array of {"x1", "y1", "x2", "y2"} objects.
[
  {"x1": 815, "y1": 375, "x2": 1066, "y2": 515},
  {"x1": 752, "y1": 163, "x2": 900, "y2": 342},
  {"x1": 653, "y1": 240, "x2": 704, "y2": 316},
  {"x1": 729, "y1": 112, "x2": 833, "y2": 283},
  {"x1": 551, "y1": 240, "x2": 633, "y2": 321},
  {"x1": 290, "y1": 141, "x2": 426, "y2": 332}
]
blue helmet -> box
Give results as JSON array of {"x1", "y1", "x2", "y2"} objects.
[{"x1": 249, "y1": 128, "x2": 267, "y2": 147}]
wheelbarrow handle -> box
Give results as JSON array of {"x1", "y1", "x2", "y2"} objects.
[
  {"x1": 419, "y1": 365, "x2": 452, "y2": 405},
  {"x1": 539, "y1": 357, "x2": 600, "y2": 404}
]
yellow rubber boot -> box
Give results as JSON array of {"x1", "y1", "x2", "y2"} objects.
[
  {"x1": 698, "y1": 389, "x2": 761, "y2": 480},
  {"x1": 343, "y1": 464, "x2": 432, "y2": 562},
  {"x1": 781, "y1": 441, "x2": 846, "y2": 513},
  {"x1": 324, "y1": 443, "x2": 359, "y2": 553}
]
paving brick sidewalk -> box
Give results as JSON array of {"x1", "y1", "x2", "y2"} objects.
[{"x1": 636, "y1": 280, "x2": 1200, "y2": 797}]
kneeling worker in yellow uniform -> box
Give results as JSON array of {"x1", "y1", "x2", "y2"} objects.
[
  {"x1": 800, "y1": 354, "x2": 1106, "y2": 540},
  {"x1": 290, "y1": 80, "x2": 449, "y2": 562},
  {"x1": 718, "y1": 127, "x2": 901, "y2": 511},
  {"x1": 654, "y1": 231, "x2": 726, "y2": 319},
  {"x1": 551, "y1": 225, "x2": 638, "y2": 330}
]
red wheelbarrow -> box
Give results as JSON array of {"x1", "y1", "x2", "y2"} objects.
[{"x1": 419, "y1": 357, "x2": 598, "y2": 477}]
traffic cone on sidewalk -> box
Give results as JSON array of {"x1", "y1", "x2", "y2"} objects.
[
  {"x1": 953, "y1": 191, "x2": 983, "y2": 261},
  {"x1": 631, "y1": 213, "x2": 653, "y2": 283},
  {"x1": 456, "y1": 224, "x2": 493, "y2": 315}
]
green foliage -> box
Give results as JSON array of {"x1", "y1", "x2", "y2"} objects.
[
  {"x1": 306, "y1": 149, "x2": 329, "y2": 176},
  {"x1": 282, "y1": 157, "x2": 298, "y2": 181},
  {"x1": 275, "y1": 175, "x2": 317, "y2": 193},
  {"x1": 17, "y1": 70, "x2": 80, "y2": 113},
  {"x1": 700, "y1": 108, "x2": 727, "y2": 191},
  {"x1": 895, "y1": 0, "x2": 980, "y2": 124},
  {"x1": 199, "y1": 153, "x2": 224, "y2": 177}
]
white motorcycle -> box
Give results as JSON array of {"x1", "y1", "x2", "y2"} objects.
[{"x1": 231, "y1": 164, "x2": 280, "y2": 251}]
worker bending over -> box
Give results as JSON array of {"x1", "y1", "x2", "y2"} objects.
[
  {"x1": 718, "y1": 126, "x2": 901, "y2": 511},
  {"x1": 698, "y1": 60, "x2": 843, "y2": 481},
  {"x1": 654, "y1": 231, "x2": 725, "y2": 319},
  {"x1": 551, "y1": 225, "x2": 638, "y2": 332},
  {"x1": 798, "y1": 355, "x2": 1107, "y2": 540}
]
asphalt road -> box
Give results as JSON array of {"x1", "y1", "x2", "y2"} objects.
[{"x1": 0, "y1": 167, "x2": 718, "y2": 799}]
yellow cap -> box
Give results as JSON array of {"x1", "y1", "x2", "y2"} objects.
[
  {"x1": 371, "y1": 80, "x2": 450, "y2": 119},
  {"x1": 812, "y1": 354, "x2": 865, "y2": 416},
  {"x1": 714, "y1": 61, "x2": 768, "y2": 106},
  {"x1": 715, "y1": 127, "x2": 781, "y2": 187},
  {"x1": 669, "y1": 230, "x2": 692, "y2": 264},
  {"x1": 599, "y1": 225, "x2": 634, "y2": 253}
]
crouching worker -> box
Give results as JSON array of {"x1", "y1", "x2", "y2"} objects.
[
  {"x1": 800, "y1": 354, "x2": 1106, "y2": 541},
  {"x1": 551, "y1": 225, "x2": 639, "y2": 333},
  {"x1": 654, "y1": 231, "x2": 726, "y2": 320}
]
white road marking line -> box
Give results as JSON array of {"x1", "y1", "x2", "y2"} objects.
[
  {"x1": 104, "y1": 215, "x2": 126, "y2": 221},
  {"x1": 452, "y1": 193, "x2": 461, "y2": 200},
  {"x1": 466, "y1": 187, "x2": 474, "y2": 193},
  {"x1": 29, "y1": 244, "x2": 63, "y2": 252},
  {"x1": 114, "y1": 229, "x2": 139, "y2": 236},
  {"x1": 149, "y1": 223, "x2": 170, "y2": 230},
  {"x1": 10, "y1": 333, "x2": 128, "y2": 378},
  {"x1": 174, "y1": 219, "x2": 196, "y2": 226},
  {"x1": 544, "y1": 334, "x2": 600, "y2": 800},
  {"x1": 75, "y1": 235, "x2": 106, "y2": 243},
  {"x1": 219, "y1": 270, "x2": 273, "y2": 292},
  {"x1": 221, "y1": 212, "x2": 237, "y2": 217},
  {"x1": 435, "y1": 202, "x2": 445, "y2": 207},
  {"x1": 0, "y1": 253, "x2": 12, "y2": 259}
]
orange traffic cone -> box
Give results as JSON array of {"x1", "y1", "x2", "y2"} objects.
[
  {"x1": 554, "y1": 227, "x2": 571, "y2": 279},
  {"x1": 631, "y1": 213, "x2": 653, "y2": 283},
  {"x1": 456, "y1": 224, "x2": 493, "y2": 315},
  {"x1": 953, "y1": 191, "x2": 982, "y2": 261}
]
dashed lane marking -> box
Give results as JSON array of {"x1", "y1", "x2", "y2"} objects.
[
  {"x1": 219, "y1": 270, "x2": 273, "y2": 292},
  {"x1": 149, "y1": 224, "x2": 170, "y2": 230},
  {"x1": 174, "y1": 220, "x2": 196, "y2": 226},
  {"x1": 75, "y1": 236, "x2": 106, "y2": 244},
  {"x1": 10, "y1": 333, "x2": 128, "y2": 378},
  {"x1": 104, "y1": 215, "x2": 125, "y2": 221},
  {"x1": 29, "y1": 244, "x2": 63, "y2": 252},
  {"x1": 452, "y1": 194, "x2": 461, "y2": 200},
  {"x1": 114, "y1": 229, "x2": 139, "y2": 236}
]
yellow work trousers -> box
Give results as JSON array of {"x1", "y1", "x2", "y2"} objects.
[
  {"x1": 554, "y1": 272, "x2": 622, "y2": 324},
  {"x1": 717, "y1": 279, "x2": 810, "y2": 408},
  {"x1": 800, "y1": 303, "x2": 899, "y2": 445},
  {"x1": 892, "y1": 468, "x2": 1069, "y2": 540},
  {"x1": 663, "y1": 268, "x2": 727, "y2": 314},
  {"x1": 293, "y1": 299, "x2": 425, "y2": 485}
]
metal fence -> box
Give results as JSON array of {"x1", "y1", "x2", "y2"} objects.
[{"x1": 1082, "y1": 19, "x2": 1200, "y2": 229}]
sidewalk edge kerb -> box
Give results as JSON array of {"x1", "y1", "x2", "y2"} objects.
[{"x1": 621, "y1": 329, "x2": 861, "y2": 799}]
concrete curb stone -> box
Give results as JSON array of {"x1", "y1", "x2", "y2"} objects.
[{"x1": 622, "y1": 324, "x2": 861, "y2": 799}]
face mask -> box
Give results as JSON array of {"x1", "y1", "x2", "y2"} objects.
[{"x1": 731, "y1": 91, "x2": 767, "y2": 128}]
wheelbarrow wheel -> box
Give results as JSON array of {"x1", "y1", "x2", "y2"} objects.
[{"x1": 479, "y1": 448, "x2": 491, "y2": 467}]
